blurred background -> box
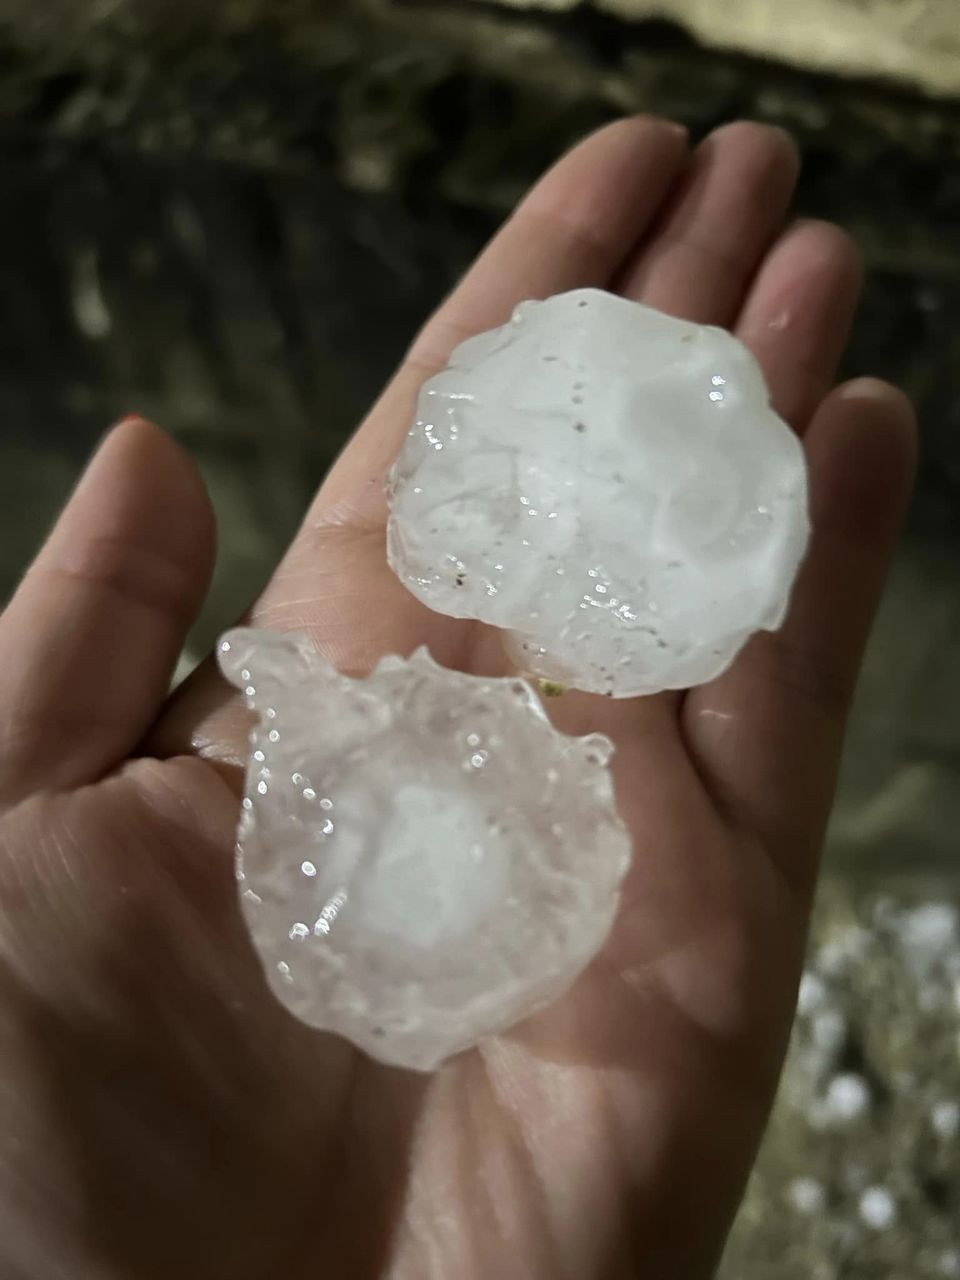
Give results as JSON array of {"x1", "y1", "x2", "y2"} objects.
[{"x1": 0, "y1": 0, "x2": 958, "y2": 1272}]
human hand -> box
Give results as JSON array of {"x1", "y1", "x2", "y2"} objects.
[{"x1": 0, "y1": 118, "x2": 915, "y2": 1279}]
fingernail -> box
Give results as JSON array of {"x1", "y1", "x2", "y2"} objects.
[
  {"x1": 115, "y1": 414, "x2": 146, "y2": 428},
  {"x1": 838, "y1": 378, "x2": 904, "y2": 404},
  {"x1": 771, "y1": 123, "x2": 797, "y2": 147},
  {"x1": 632, "y1": 115, "x2": 688, "y2": 142},
  {"x1": 784, "y1": 218, "x2": 836, "y2": 242}
]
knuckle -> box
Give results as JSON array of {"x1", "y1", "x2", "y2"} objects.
[{"x1": 39, "y1": 536, "x2": 199, "y2": 627}]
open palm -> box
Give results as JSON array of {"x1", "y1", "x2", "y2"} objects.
[{"x1": 0, "y1": 119, "x2": 914, "y2": 1280}]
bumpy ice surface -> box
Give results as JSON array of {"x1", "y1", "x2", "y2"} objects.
[
  {"x1": 218, "y1": 629, "x2": 632, "y2": 1071},
  {"x1": 387, "y1": 288, "x2": 810, "y2": 696}
]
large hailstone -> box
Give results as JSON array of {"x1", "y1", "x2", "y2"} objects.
[
  {"x1": 387, "y1": 288, "x2": 810, "y2": 697},
  {"x1": 217, "y1": 629, "x2": 631, "y2": 1072}
]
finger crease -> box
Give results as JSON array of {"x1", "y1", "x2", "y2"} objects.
[{"x1": 36, "y1": 538, "x2": 199, "y2": 628}]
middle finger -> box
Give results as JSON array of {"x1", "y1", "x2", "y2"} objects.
[{"x1": 619, "y1": 121, "x2": 800, "y2": 325}]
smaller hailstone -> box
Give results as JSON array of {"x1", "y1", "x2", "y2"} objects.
[
  {"x1": 931, "y1": 1100, "x2": 960, "y2": 1139},
  {"x1": 217, "y1": 629, "x2": 631, "y2": 1071},
  {"x1": 811, "y1": 1008, "x2": 846, "y2": 1056},
  {"x1": 387, "y1": 287, "x2": 810, "y2": 697},
  {"x1": 824, "y1": 1073, "x2": 871, "y2": 1122},
  {"x1": 858, "y1": 1186, "x2": 897, "y2": 1230},
  {"x1": 787, "y1": 1176, "x2": 826, "y2": 1215},
  {"x1": 796, "y1": 970, "x2": 828, "y2": 1014}
]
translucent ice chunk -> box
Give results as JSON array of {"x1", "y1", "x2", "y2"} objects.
[
  {"x1": 387, "y1": 288, "x2": 810, "y2": 697},
  {"x1": 218, "y1": 630, "x2": 632, "y2": 1071}
]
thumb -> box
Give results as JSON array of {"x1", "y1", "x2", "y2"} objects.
[{"x1": 0, "y1": 419, "x2": 215, "y2": 806}]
